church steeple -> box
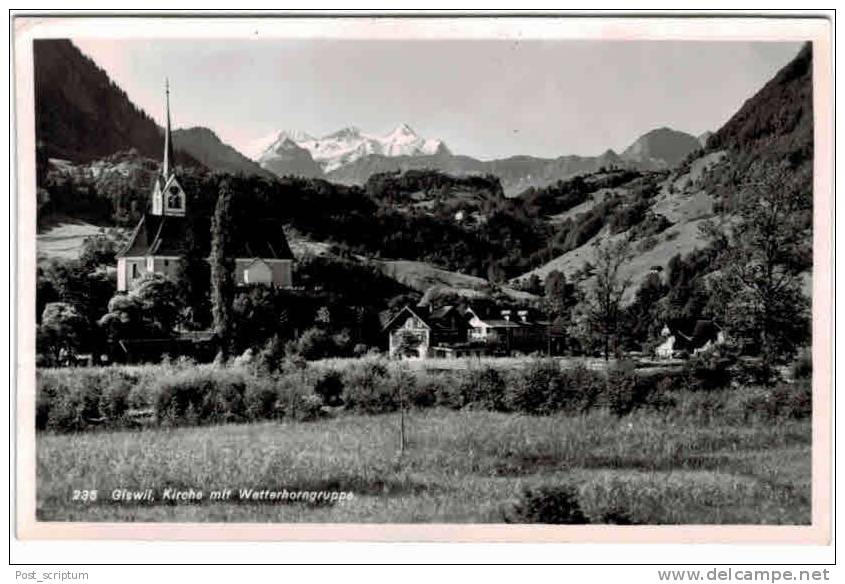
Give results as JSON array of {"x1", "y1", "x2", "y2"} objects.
[
  {"x1": 162, "y1": 78, "x2": 175, "y2": 177},
  {"x1": 150, "y1": 79, "x2": 186, "y2": 217}
]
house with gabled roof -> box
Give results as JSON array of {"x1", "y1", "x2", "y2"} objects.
[
  {"x1": 383, "y1": 305, "x2": 472, "y2": 359},
  {"x1": 115, "y1": 82, "x2": 293, "y2": 292}
]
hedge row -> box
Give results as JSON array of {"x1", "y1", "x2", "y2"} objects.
[{"x1": 35, "y1": 357, "x2": 811, "y2": 433}]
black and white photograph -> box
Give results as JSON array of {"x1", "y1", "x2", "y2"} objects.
[{"x1": 13, "y1": 14, "x2": 832, "y2": 543}]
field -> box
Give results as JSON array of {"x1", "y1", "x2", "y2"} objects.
[
  {"x1": 37, "y1": 216, "x2": 126, "y2": 260},
  {"x1": 36, "y1": 359, "x2": 811, "y2": 523}
]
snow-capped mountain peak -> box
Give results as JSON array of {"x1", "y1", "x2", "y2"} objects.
[{"x1": 253, "y1": 124, "x2": 449, "y2": 172}]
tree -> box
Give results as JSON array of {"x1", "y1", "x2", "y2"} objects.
[
  {"x1": 583, "y1": 239, "x2": 632, "y2": 360},
  {"x1": 79, "y1": 231, "x2": 121, "y2": 271},
  {"x1": 132, "y1": 274, "x2": 181, "y2": 335},
  {"x1": 38, "y1": 257, "x2": 116, "y2": 356},
  {"x1": 210, "y1": 180, "x2": 236, "y2": 356},
  {"x1": 624, "y1": 271, "x2": 668, "y2": 351},
  {"x1": 543, "y1": 270, "x2": 576, "y2": 319},
  {"x1": 706, "y1": 166, "x2": 811, "y2": 381},
  {"x1": 98, "y1": 274, "x2": 181, "y2": 342},
  {"x1": 232, "y1": 287, "x2": 285, "y2": 351},
  {"x1": 98, "y1": 293, "x2": 145, "y2": 342},
  {"x1": 38, "y1": 302, "x2": 87, "y2": 364},
  {"x1": 175, "y1": 221, "x2": 211, "y2": 329}
]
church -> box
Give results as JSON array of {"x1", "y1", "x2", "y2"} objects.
[{"x1": 116, "y1": 84, "x2": 294, "y2": 292}]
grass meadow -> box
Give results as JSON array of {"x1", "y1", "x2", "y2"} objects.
[{"x1": 36, "y1": 357, "x2": 811, "y2": 524}]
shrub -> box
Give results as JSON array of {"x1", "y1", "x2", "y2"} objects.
[
  {"x1": 153, "y1": 368, "x2": 247, "y2": 426},
  {"x1": 243, "y1": 378, "x2": 280, "y2": 421},
  {"x1": 292, "y1": 327, "x2": 336, "y2": 360},
  {"x1": 460, "y1": 366, "x2": 507, "y2": 411},
  {"x1": 254, "y1": 335, "x2": 287, "y2": 374},
  {"x1": 506, "y1": 359, "x2": 560, "y2": 415},
  {"x1": 602, "y1": 364, "x2": 641, "y2": 416},
  {"x1": 505, "y1": 485, "x2": 590, "y2": 524},
  {"x1": 97, "y1": 370, "x2": 133, "y2": 424},
  {"x1": 41, "y1": 371, "x2": 103, "y2": 432},
  {"x1": 341, "y1": 358, "x2": 397, "y2": 414},
  {"x1": 314, "y1": 369, "x2": 344, "y2": 406},
  {"x1": 552, "y1": 364, "x2": 603, "y2": 413},
  {"x1": 273, "y1": 372, "x2": 313, "y2": 420},
  {"x1": 293, "y1": 393, "x2": 325, "y2": 422},
  {"x1": 684, "y1": 348, "x2": 735, "y2": 391},
  {"x1": 407, "y1": 372, "x2": 442, "y2": 408}
]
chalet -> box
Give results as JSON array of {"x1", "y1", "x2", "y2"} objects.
[
  {"x1": 383, "y1": 305, "x2": 471, "y2": 359},
  {"x1": 465, "y1": 307, "x2": 548, "y2": 352},
  {"x1": 115, "y1": 82, "x2": 293, "y2": 292},
  {"x1": 384, "y1": 303, "x2": 563, "y2": 360}
]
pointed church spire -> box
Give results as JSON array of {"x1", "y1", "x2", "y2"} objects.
[{"x1": 162, "y1": 78, "x2": 174, "y2": 177}]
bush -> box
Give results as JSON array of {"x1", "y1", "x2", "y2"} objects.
[
  {"x1": 506, "y1": 359, "x2": 560, "y2": 415},
  {"x1": 153, "y1": 368, "x2": 247, "y2": 426},
  {"x1": 505, "y1": 485, "x2": 590, "y2": 524},
  {"x1": 341, "y1": 358, "x2": 397, "y2": 414},
  {"x1": 314, "y1": 369, "x2": 344, "y2": 406},
  {"x1": 460, "y1": 366, "x2": 507, "y2": 411},
  {"x1": 243, "y1": 378, "x2": 280, "y2": 421},
  {"x1": 407, "y1": 372, "x2": 442, "y2": 408},
  {"x1": 292, "y1": 327, "x2": 337, "y2": 360},
  {"x1": 602, "y1": 363, "x2": 642, "y2": 416},
  {"x1": 553, "y1": 364, "x2": 604, "y2": 413},
  {"x1": 254, "y1": 335, "x2": 287, "y2": 374},
  {"x1": 684, "y1": 348, "x2": 735, "y2": 391},
  {"x1": 40, "y1": 371, "x2": 102, "y2": 432},
  {"x1": 97, "y1": 370, "x2": 133, "y2": 424}
]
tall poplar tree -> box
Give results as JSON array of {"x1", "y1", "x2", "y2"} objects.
[{"x1": 210, "y1": 179, "x2": 236, "y2": 356}]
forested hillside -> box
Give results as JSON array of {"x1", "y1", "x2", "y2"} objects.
[{"x1": 34, "y1": 40, "x2": 195, "y2": 166}]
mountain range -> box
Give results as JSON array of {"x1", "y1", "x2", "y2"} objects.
[
  {"x1": 34, "y1": 39, "x2": 706, "y2": 196},
  {"x1": 253, "y1": 124, "x2": 704, "y2": 195}
]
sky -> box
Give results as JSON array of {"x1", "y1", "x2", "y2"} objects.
[{"x1": 72, "y1": 38, "x2": 803, "y2": 161}]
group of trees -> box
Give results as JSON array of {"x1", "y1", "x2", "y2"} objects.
[{"x1": 539, "y1": 162, "x2": 811, "y2": 376}]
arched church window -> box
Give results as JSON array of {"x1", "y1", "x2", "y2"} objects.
[{"x1": 167, "y1": 185, "x2": 183, "y2": 209}]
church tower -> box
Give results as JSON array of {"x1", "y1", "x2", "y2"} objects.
[{"x1": 151, "y1": 80, "x2": 187, "y2": 217}]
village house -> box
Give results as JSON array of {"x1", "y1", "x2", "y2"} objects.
[
  {"x1": 655, "y1": 320, "x2": 725, "y2": 359},
  {"x1": 383, "y1": 305, "x2": 471, "y2": 359},
  {"x1": 384, "y1": 304, "x2": 559, "y2": 359},
  {"x1": 115, "y1": 83, "x2": 294, "y2": 292}
]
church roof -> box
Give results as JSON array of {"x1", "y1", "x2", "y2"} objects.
[
  {"x1": 116, "y1": 214, "x2": 189, "y2": 258},
  {"x1": 116, "y1": 213, "x2": 295, "y2": 260}
]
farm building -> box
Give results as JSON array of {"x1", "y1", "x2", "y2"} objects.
[{"x1": 116, "y1": 83, "x2": 293, "y2": 292}]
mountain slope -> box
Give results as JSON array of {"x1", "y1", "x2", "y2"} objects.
[
  {"x1": 172, "y1": 127, "x2": 274, "y2": 178},
  {"x1": 708, "y1": 43, "x2": 812, "y2": 171},
  {"x1": 33, "y1": 40, "x2": 197, "y2": 167},
  {"x1": 257, "y1": 135, "x2": 326, "y2": 178},
  {"x1": 621, "y1": 127, "x2": 702, "y2": 169},
  {"x1": 34, "y1": 39, "x2": 269, "y2": 179},
  {"x1": 512, "y1": 43, "x2": 813, "y2": 302}
]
